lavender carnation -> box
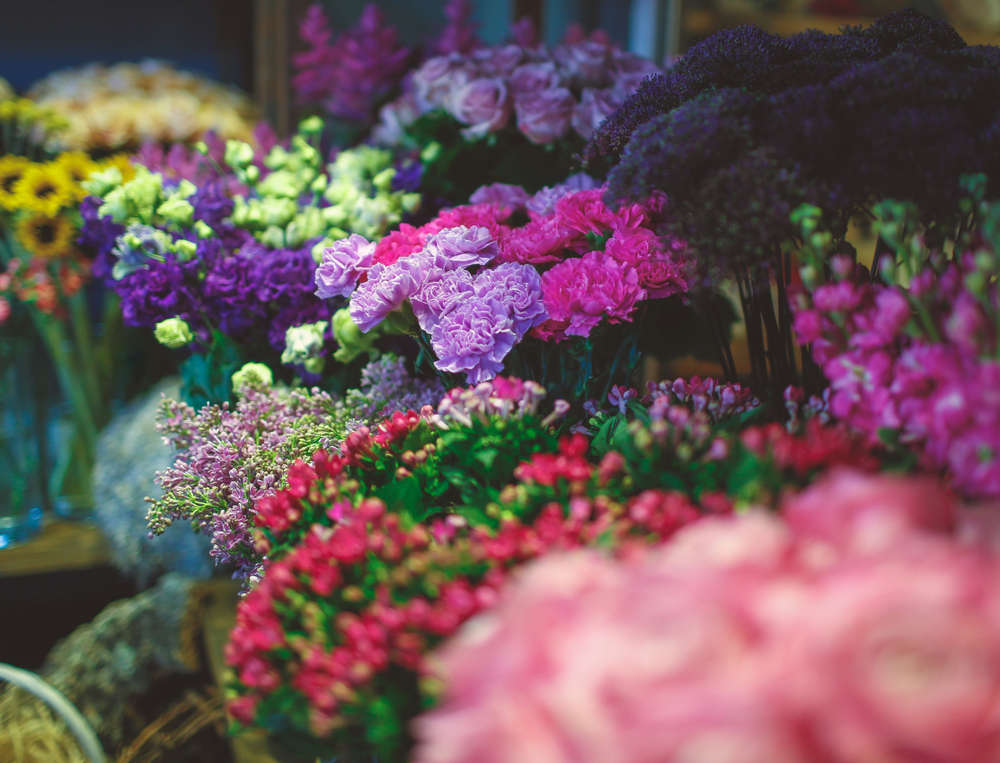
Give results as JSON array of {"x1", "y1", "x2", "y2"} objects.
[
  {"x1": 315, "y1": 234, "x2": 376, "y2": 299},
  {"x1": 431, "y1": 297, "x2": 518, "y2": 383}
]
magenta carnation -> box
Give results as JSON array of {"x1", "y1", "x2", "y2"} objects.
[{"x1": 538, "y1": 252, "x2": 645, "y2": 340}]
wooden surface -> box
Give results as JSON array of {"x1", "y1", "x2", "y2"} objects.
[
  {"x1": 0, "y1": 520, "x2": 110, "y2": 578},
  {"x1": 200, "y1": 579, "x2": 277, "y2": 763}
]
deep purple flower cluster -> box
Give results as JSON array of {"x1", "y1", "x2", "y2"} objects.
[{"x1": 589, "y1": 11, "x2": 1000, "y2": 279}]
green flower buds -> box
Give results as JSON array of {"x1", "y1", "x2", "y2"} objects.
[{"x1": 154, "y1": 317, "x2": 194, "y2": 349}]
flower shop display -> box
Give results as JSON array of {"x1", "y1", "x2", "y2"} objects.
[
  {"x1": 146, "y1": 356, "x2": 444, "y2": 582},
  {"x1": 792, "y1": 177, "x2": 1000, "y2": 499},
  {"x1": 585, "y1": 10, "x2": 1000, "y2": 395},
  {"x1": 80, "y1": 118, "x2": 422, "y2": 404},
  {"x1": 315, "y1": 180, "x2": 700, "y2": 401},
  {"x1": 414, "y1": 480, "x2": 999, "y2": 763},
  {"x1": 219, "y1": 370, "x2": 910, "y2": 758},
  {"x1": 26, "y1": 60, "x2": 256, "y2": 152}
]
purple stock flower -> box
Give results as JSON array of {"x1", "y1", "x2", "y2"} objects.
[
  {"x1": 431, "y1": 297, "x2": 518, "y2": 383},
  {"x1": 315, "y1": 234, "x2": 376, "y2": 299},
  {"x1": 78, "y1": 195, "x2": 124, "y2": 282},
  {"x1": 433, "y1": 0, "x2": 480, "y2": 55}
]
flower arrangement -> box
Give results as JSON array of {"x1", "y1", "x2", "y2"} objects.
[
  {"x1": 414, "y1": 473, "x2": 996, "y2": 763},
  {"x1": 26, "y1": 59, "x2": 256, "y2": 152},
  {"x1": 314, "y1": 181, "x2": 692, "y2": 400},
  {"x1": 585, "y1": 11, "x2": 1000, "y2": 394},
  {"x1": 79, "y1": 118, "x2": 422, "y2": 404},
  {"x1": 792, "y1": 177, "x2": 1000, "y2": 499},
  {"x1": 220, "y1": 371, "x2": 905, "y2": 757}
]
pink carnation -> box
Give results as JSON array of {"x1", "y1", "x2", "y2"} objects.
[
  {"x1": 604, "y1": 226, "x2": 688, "y2": 298},
  {"x1": 537, "y1": 251, "x2": 645, "y2": 340}
]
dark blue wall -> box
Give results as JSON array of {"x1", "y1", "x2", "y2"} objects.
[{"x1": 0, "y1": 0, "x2": 250, "y2": 92}]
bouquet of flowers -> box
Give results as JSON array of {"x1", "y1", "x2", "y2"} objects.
[
  {"x1": 27, "y1": 59, "x2": 256, "y2": 152},
  {"x1": 792, "y1": 177, "x2": 1000, "y2": 499},
  {"x1": 415, "y1": 475, "x2": 997, "y2": 763},
  {"x1": 79, "y1": 118, "x2": 422, "y2": 404},
  {"x1": 314, "y1": 180, "x2": 696, "y2": 402}
]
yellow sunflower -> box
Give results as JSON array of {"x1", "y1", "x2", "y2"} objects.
[
  {"x1": 100, "y1": 153, "x2": 137, "y2": 183},
  {"x1": 16, "y1": 212, "x2": 75, "y2": 258},
  {"x1": 12, "y1": 163, "x2": 75, "y2": 215},
  {"x1": 0, "y1": 155, "x2": 31, "y2": 210},
  {"x1": 53, "y1": 151, "x2": 98, "y2": 198}
]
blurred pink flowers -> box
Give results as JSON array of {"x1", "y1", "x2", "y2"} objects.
[{"x1": 415, "y1": 495, "x2": 1000, "y2": 763}]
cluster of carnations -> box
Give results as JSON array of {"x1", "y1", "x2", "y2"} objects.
[
  {"x1": 792, "y1": 188, "x2": 1000, "y2": 499},
  {"x1": 146, "y1": 356, "x2": 443, "y2": 581},
  {"x1": 314, "y1": 179, "x2": 689, "y2": 392},
  {"x1": 416, "y1": 469, "x2": 1000, "y2": 763},
  {"x1": 26, "y1": 59, "x2": 256, "y2": 151},
  {"x1": 222, "y1": 374, "x2": 900, "y2": 758},
  {"x1": 78, "y1": 118, "x2": 421, "y2": 382}
]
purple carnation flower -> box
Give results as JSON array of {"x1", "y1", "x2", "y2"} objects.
[
  {"x1": 423, "y1": 225, "x2": 499, "y2": 268},
  {"x1": 410, "y1": 266, "x2": 476, "y2": 333},
  {"x1": 473, "y1": 262, "x2": 547, "y2": 337},
  {"x1": 315, "y1": 234, "x2": 376, "y2": 299},
  {"x1": 349, "y1": 258, "x2": 424, "y2": 332},
  {"x1": 430, "y1": 297, "x2": 518, "y2": 383}
]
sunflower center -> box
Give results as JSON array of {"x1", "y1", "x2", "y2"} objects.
[
  {"x1": 2, "y1": 174, "x2": 20, "y2": 193},
  {"x1": 34, "y1": 221, "x2": 57, "y2": 244},
  {"x1": 35, "y1": 182, "x2": 56, "y2": 199}
]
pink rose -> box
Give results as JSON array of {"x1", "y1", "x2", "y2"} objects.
[
  {"x1": 571, "y1": 87, "x2": 619, "y2": 140},
  {"x1": 413, "y1": 54, "x2": 475, "y2": 110},
  {"x1": 448, "y1": 77, "x2": 511, "y2": 140},
  {"x1": 471, "y1": 44, "x2": 525, "y2": 76},
  {"x1": 514, "y1": 87, "x2": 574, "y2": 144},
  {"x1": 554, "y1": 40, "x2": 611, "y2": 86},
  {"x1": 509, "y1": 62, "x2": 562, "y2": 96}
]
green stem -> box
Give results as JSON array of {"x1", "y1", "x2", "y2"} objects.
[
  {"x1": 29, "y1": 310, "x2": 98, "y2": 456},
  {"x1": 68, "y1": 291, "x2": 104, "y2": 421}
]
